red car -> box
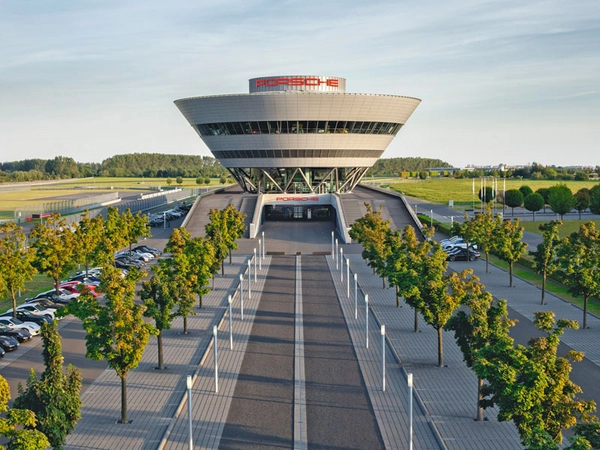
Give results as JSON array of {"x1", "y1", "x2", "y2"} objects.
[{"x1": 57, "y1": 281, "x2": 100, "y2": 297}]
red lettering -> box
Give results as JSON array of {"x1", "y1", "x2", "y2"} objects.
[
  {"x1": 255, "y1": 79, "x2": 265, "y2": 87},
  {"x1": 327, "y1": 79, "x2": 339, "y2": 87},
  {"x1": 277, "y1": 78, "x2": 289, "y2": 85},
  {"x1": 291, "y1": 77, "x2": 304, "y2": 86},
  {"x1": 305, "y1": 77, "x2": 319, "y2": 86},
  {"x1": 255, "y1": 77, "x2": 339, "y2": 89},
  {"x1": 266, "y1": 78, "x2": 277, "y2": 87}
]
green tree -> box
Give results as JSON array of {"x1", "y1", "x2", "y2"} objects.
[
  {"x1": 204, "y1": 177, "x2": 211, "y2": 185},
  {"x1": 475, "y1": 312, "x2": 596, "y2": 446},
  {"x1": 176, "y1": 176, "x2": 183, "y2": 186},
  {"x1": 164, "y1": 229, "x2": 197, "y2": 334},
  {"x1": 532, "y1": 220, "x2": 562, "y2": 305},
  {"x1": 589, "y1": 185, "x2": 600, "y2": 215},
  {"x1": 478, "y1": 186, "x2": 496, "y2": 204},
  {"x1": 186, "y1": 236, "x2": 216, "y2": 308},
  {"x1": 60, "y1": 265, "x2": 155, "y2": 424},
  {"x1": 140, "y1": 266, "x2": 176, "y2": 370},
  {"x1": 195, "y1": 176, "x2": 202, "y2": 185},
  {"x1": 417, "y1": 246, "x2": 472, "y2": 367},
  {"x1": 536, "y1": 187, "x2": 550, "y2": 213},
  {"x1": 445, "y1": 283, "x2": 516, "y2": 421},
  {"x1": 120, "y1": 209, "x2": 151, "y2": 256},
  {"x1": 574, "y1": 188, "x2": 591, "y2": 220},
  {"x1": 349, "y1": 203, "x2": 393, "y2": 288},
  {"x1": 30, "y1": 214, "x2": 76, "y2": 295},
  {"x1": 166, "y1": 178, "x2": 172, "y2": 186},
  {"x1": 519, "y1": 185, "x2": 534, "y2": 198},
  {"x1": 97, "y1": 207, "x2": 128, "y2": 265},
  {"x1": 0, "y1": 375, "x2": 50, "y2": 450},
  {"x1": 205, "y1": 211, "x2": 229, "y2": 276},
  {"x1": 72, "y1": 211, "x2": 104, "y2": 277},
  {"x1": 504, "y1": 189, "x2": 524, "y2": 216},
  {"x1": 0, "y1": 223, "x2": 37, "y2": 318},
  {"x1": 493, "y1": 218, "x2": 527, "y2": 287},
  {"x1": 548, "y1": 184, "x2": 576, "y2": 219},
  {"x1": 223, "y1": 204, "x2": 246, "y2": 265},
  {"x1": 557, "y1": 222, "x2": 600, "y2": 329},
  {"x1": 14, "y1": 321, "x2": 82, "y2": 449},
  {"x1": 524, "y1": 193, "x2": 545, "y2": 221}
]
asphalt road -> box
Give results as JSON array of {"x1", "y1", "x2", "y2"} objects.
[
  {"x1": 302, "y1": 256, "x2": 384, "y2": 449},
  {"x1": 219, "y1": 256, "x2": 295, "y2": 449}
]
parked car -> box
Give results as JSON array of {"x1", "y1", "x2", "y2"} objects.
[
  {"x1": 0, "y1": 316, "x2": 41, "y2": 336},
  {"x1": 0, "y1": 324, "x2": 32, "y2": 342},
  {"x1": 0, "y1": 346, "x2": 4, "y2": 357},
  {"x1": 58, "y1": 281, "x2": 100, "y2": 297},
  {"x1": 2, "y1": 311, "x2": 52, "y2": 326},
  {"x1": 441, "y1": 238, "x2": 478, "y2": 251},
  {"x1": 13, "y1": 303, "x2": 57, "y2": 320},
  {"x1": 34, "y1": 288, "x2": 78, "y2": 304},
  {"x1": 446, "y1": 247, "x2": 481, "y2": 261},
  {"x1": 25, "y1": 297, "x2": 62, "y2": 310},
  {"x1": 0, "y1": 335, "x2": 19, "y2": 352},
  {"x1": 68, "y1": 273, "x2": 101, "y2": 285},
  {"x1": 134, "y1": 245, "x2": 162, "y2": 256}
]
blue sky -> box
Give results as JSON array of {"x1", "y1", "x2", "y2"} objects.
[{"x1": 1, "y1": 0, "x2": 598, "y2": 168}]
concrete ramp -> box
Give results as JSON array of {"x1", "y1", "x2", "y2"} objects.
[{"x1": 239, "y1": 196, "x2": 258, "y2": 238}]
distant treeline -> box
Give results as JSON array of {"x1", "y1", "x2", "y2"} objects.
[
  {"x1": 0, "y1": 153, "x2": 230, "y2": 183},
  {"x1": 366, "y1": 157, "x2": 452, "y2": 177}
]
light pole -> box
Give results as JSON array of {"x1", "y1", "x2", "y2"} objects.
[
  {"x1": 258, "y1": 239, "x2": 262, "y2": 270},
  {"x1": 354, "y1": 274, "x2": 358, "y2": 319},
  {"x1": 262, "y1": 231, "x2": 265, "y2": 259},
  {"x1": 365, "y1": 294, "x2": 369, "y2": 348},
  {"x1": 187, "y1": 375, "x2": 193, "y2": 450},
  {"x1": 408, "y1": 373, "x2": 413, "y2": 450},
  {"x1": 248, "y1": 260, "x2": 251, "y2": 300},
  {"x1": 346, "y1": 258, "x2": 350, "y2": 298},
  {"x1": 254, "y1": 248, "x2": 257, "y2": 282},
  {"x1": 340, "y1": 248, "x2": 344, "y2": 281},
  {"x1": 381, "y1": 325, "x2": 386, "y2": 391},
  {"x1": 239, "y1": 274, "x2": 244, "y2": 320},
  {"x1": 213, "y1": 326, "x2": 219, "y2": 393},
  {"x1": 331, "y1": 231, "x2": 334, "y2": 257},
  {"x1": 335, "y1": 239, "x2": 339, "y2": 269},
  {"x1": 228, "y1": 295, "x2": 233, "y2": 350}
]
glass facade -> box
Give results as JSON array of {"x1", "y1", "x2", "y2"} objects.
[
  {"x1": 212, "y1": 149, "x2": 383, "y2": 159},
  {"x1": 196, "y1": 121, "x2": 402, "y2": 136}
]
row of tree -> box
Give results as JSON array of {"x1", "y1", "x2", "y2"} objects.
[
  {"x1": 0, "y1": 154, "x2": 230, "y2": 183},
  {"x1": 349, "y1": 205, "x2": 599, "y2": 448},
  {"x1": 1, "y1": 204, "x2": 246, "y2": 445},
  {"x1": 500, "y1": 184, "x2": 600, "y2": 219}
]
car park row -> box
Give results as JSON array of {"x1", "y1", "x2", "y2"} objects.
[
  {"x1": 0, "y1": 244, "x2": 163, "y2": 358},
  {"x1": 440, "y1": 236, "x2": 481, "y2": 261},
  {"x1": 147, "y1": 203, "x2": 192, "y2": 227}
]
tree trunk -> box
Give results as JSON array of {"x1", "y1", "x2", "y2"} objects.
[
  {"x1": 183, "y1": 315, "x2": 188, "y2": 334},
  {"x1": 396, "y1": 286, "x2": 400, "y2": 308},
  {"x1": 229, "y1": 249, "x2": 232, "y2": 265},
  {"x1": 414, "y1": 308, "x2": 419, "y2": 332},
  {"x1": 198, "y1": 295, "x2": 203, "y2": 309},
  {"x1": 541, "y1": 271, "x2": 546, "y2": 305},
  {"x1": 476, "y1": 378, "x2": 484, "y2": 421},
  {"x1": 509, "y1": 262, "x2": 513, "y2": 287},
  {"x1": 157, "y1": 332, "x2": 164, "y2": 370},
  {"x1": 382, "y1": 277, "x2": 386, "y2": 289},
  {"x1": 485, "y1": 252, "x2": 489, "y2": 273},
  {"x1": 437, "y1": 327, "x2": 444, "y2": 367},
  {"x1": 212, "y1": 275, "x2": 215, "y2": 289},
  {"x1": 221, "y1": 260, "x2": 225, "y2": 276},
  {"x1": 119, "y1": 373, "x2": 129, "y2": 423}
]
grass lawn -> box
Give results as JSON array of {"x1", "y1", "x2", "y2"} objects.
[
  {"x1": 384, "y1": 178, "x2": 598, "y2": 206},
  {"x1": 0, "y1": 177, "x2": 223, "y2": 219},
  {"x1": 487, "y1": 254, "x2": 600, "y2": 317},
  {"x1": 0, "y1": 273, "x2": 57, "y2": 313},
  {"x1": 521, "y1": 219, "x2": 600, "y2": 238}
]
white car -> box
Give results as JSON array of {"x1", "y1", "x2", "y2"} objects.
[
  {"x1": 441, "y1": 237, "x2": 478, "y2": 251},
  {"x1": 15, "y1": 304, "x2": 58, "y2": 320},
  {"x1": 37, "y1": 288, "x2": 79, "y2": 302},
  {"x1": 0, "y1": 316, "x2": 41, "y2": 336}
]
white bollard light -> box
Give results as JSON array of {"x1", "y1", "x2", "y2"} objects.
[
  {"x1": 408, "y1": 373, "x2": 413, "y2": 449},
  {"x1": 346, "y1": 258, "x2": 350, "y2": 298},
  {"x1": 239, "y1": 274, "x2": 244, "y2": 320},
  {"x1": 254, "y1": 248, "x2": 257, "y2": 282},
  {"x1": 381, "y1": 325, "x2": 386, "y2": 391},
  {"x1": 365, "y1": 294, "x2": 369, "y2": 348},
  {"x1": 340, "y1": 248, "x2": 344, "y2": 281},
  {"x1": 213, "y1": 326, "x2": 219, "y2": 393},
  {"x1": 228, "y1": 295, "x2": 233, "y2": 349},
  {"x1": 354, "y1": 273, "x2": 358, "y2": 319},
  {"x1": 248, "y1": 260, "x2": 251, "y2": 300}
]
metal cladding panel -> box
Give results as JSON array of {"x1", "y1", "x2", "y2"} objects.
[
  {"x1": 201, "y1": 134, "x2": 395, "y2": 151},
  {"x1": 218, "y1": 157, "x2": 380, "y2": 168},
  {"x1": 174, "y1": 92, "x2": 420, "y2": 124}
]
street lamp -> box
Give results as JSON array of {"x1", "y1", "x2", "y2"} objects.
[
  {"x1": 187, "y1": 375, "x2": 193, "y2": 449},
  {"x1": 408, "y1": 373, "x2": 413, "y2": 449}
]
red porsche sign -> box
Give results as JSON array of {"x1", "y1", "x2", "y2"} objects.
[
  {"x1": 255, "y1": 77, "x2": 339, "y2": 88},
  {"x1": 275, "y1": 196, "x2": 319, "y2": 202}
]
